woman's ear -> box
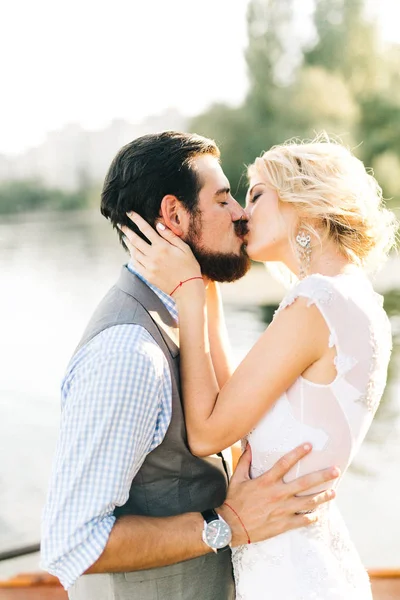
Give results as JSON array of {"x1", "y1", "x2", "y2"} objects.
[{"x1": 159, "y1": 195, "x2": 190, "y2": 237}]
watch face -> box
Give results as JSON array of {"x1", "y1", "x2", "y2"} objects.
[{"x1": 204, "y1": 519, "x2": 232, "y2": 549}]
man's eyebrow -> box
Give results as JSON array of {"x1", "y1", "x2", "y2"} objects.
[{"x1": 214, "y1": 186, "x2": 231, "y2": 197}]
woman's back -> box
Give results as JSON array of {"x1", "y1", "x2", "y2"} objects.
[{"x1": 232, "y1": 272, "x2": 392, "y2": 600}]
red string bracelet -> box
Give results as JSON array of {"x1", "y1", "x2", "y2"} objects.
[
  {"x1": 169, "y1": 276, "x2": 203, "y2": 297},
  {"x1": 223, "y1": 502, "x2": 251, "y2": 544}
]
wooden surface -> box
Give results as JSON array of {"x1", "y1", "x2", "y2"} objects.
[
  {"x1": 0, "y1": 570, "x2": 399, "y2": 599},
  {"x1": 370, "y1": 570, "x2": 400, "y2": 600},
  {"x1": 0, "y1": 588, "x2": 67, "y2": 599},
  {"x1": 0, "y1": 573, "x2": 67, "y2": 599}
]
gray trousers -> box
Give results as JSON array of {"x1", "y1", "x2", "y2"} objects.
[{"x1": 68, "y1": 552, "x2": 235, "y2": 600}]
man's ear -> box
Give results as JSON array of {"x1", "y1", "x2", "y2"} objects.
[{"x1": 159, "y1": 195, "x2": 190, "y2": 237}]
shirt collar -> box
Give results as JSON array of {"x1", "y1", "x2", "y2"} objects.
[{"x1": 127, "y1": 263, "x2": 178, "y2": 322}]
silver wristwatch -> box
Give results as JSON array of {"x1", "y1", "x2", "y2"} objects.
[{"x1": 201, "y1": 508, "x2": 232, "y2": 553}]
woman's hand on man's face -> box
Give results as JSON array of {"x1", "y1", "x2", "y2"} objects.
[{"x1": 118, "y1": 212, "x2": 203, "y2": 297}]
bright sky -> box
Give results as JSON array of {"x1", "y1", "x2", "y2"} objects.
[{"x1": 1, "y1": 0, "x2": 398, "y2": 156}]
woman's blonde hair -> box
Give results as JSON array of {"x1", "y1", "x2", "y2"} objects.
[{"x1": 248, "y1": 134, "x2": 398, "y2": 274}]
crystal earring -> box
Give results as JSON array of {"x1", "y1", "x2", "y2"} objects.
[{"x1": 295, "y1": 230, "x2": 311, "y2": 279}]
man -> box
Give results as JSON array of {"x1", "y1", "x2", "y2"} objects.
[{"x1": 41, "y1": 131, "x2": 338, "y2": 600}]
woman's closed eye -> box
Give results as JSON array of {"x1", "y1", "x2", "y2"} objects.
[{"x1": 250, "y1": 192, "x2": 262, "y2": 204}]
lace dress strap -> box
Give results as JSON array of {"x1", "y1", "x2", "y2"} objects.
[
  {"x1": 276, "y1": 274, "x2": 336, "y2": 314},
  {"x1": 275, "y1": 275, "x2": 339, "y2": 359},
  {"x1": 275, "y1": 273, "x2": 391, "y2": 413}
]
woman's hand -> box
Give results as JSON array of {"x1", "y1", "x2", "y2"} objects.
[{"x1": 119, "y1": 212, "x2": 203, "y2": 297}]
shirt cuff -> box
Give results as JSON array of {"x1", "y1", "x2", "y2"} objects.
[{"x1": 41, "y1": 515, "x2": 116, "y2": 590}]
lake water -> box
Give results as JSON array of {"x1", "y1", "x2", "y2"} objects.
[{"x1": 0, "y1": 209, "x2": 399, "y2": 576}]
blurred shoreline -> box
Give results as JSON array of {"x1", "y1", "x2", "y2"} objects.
[
  {"x1": 220, "y1": 256, "x2": 400, "y2": 306},
  {"x1": 0, "y1": 209, "x2": 399, "y2": 579},
  {"x1": 3, "y1": 207, "x2": 399, "y2": 306}
]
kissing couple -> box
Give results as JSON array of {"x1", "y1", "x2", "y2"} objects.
[{"x1": 41, "y1": 131, "x2": 396, "y2": 599}]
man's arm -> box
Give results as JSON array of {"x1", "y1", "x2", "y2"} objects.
[
  {"x1": 41, "y1": 324, "x2": 172, "y2": 588},
  {"x1": 86, "y1": 512, "x2": 210, "y2": 573},
  {"x1": 42, "y1": 326, "x2": 338, "y2": 588},
  {"x1": 87, "y1": 443, "x2": 339, "y2": 573}
]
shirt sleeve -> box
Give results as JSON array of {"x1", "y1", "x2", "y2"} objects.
[{"x1": 40, "y1": 324, "x2": 171, "y2": 589}]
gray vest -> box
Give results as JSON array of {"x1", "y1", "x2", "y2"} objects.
[{"x1": 68, "y1": 266, "x2": 235, "y2": 600}]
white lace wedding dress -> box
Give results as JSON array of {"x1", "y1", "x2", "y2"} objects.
[{"x1": 232, "y1": 273, "x2": 392, "y2": 600}]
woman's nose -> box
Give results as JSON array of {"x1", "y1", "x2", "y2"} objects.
[{"x1": 244, "y1": 204, "x2": 252, "y2": 219}]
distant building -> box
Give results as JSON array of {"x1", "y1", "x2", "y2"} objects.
[{"x1": 2, "y1": 109, "x2": 187, "y2": 190}]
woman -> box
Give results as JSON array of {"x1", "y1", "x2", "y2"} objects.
[{"x1": 120, "y1": 138, "x2": 397, "y2": 599}]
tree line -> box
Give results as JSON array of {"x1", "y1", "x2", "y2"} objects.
[
  {"x1": 1, "y1": 0, "x2": 399, "y2": 214},
  {"x1": 191, "y1": 0, "x2": 400, "y2": 209}
]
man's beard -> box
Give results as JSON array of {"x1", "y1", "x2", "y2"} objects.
[{"x1": 185, "y1": 212, "x2": 251, "y2": 283}]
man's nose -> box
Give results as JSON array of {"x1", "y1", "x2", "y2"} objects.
[{"x1": 230, "y1": 199, "x2": 248, "y2": 222}]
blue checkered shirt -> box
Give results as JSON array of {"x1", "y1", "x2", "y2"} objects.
[{"x1": 40, "y1": 265, "x2": 178, "y2": 589}]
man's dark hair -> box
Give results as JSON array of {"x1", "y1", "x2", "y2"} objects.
[{"x1": 101, "y1": 131, "x2": 220, "y2": 247}]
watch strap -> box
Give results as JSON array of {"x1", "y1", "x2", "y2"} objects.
[
  {"x1": 201, "y1": 508, "x2": 219, "y2": 524},
  {"x1": 215, "y1": 543, "x2": 231, "y2": 553}
]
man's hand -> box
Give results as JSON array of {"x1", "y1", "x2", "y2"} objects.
[{"x1": 218, "y1": 443, "x2": 339, "y2": 546}]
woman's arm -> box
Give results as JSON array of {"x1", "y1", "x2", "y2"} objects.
[
  {"x1": 175, "y1": 283, "x2": 328, "y2": 456},
  {"x1": 206, "y1": 281, "x2": 234, "y2": 388},
  {"x1": 206, "y1": 282, "x2": 245, "y2": 465},
  {"x1": 120, "y1": 215, "x2": 329, "y2": 457}
]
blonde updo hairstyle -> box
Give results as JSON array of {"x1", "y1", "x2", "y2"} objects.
[{"x1": 248, "y1": 136, "x2": 398, "y2": 275}]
